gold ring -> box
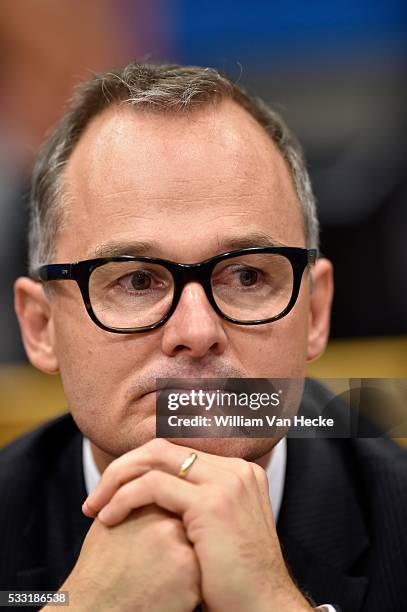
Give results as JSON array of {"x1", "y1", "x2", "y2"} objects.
[{"x1": 178, "y1": 452, "x2": 198, "y2": 479}]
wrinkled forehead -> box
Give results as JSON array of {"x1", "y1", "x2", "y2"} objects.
[{"x1": 58, "y1": 101, "x2": 305, "y2": 262}]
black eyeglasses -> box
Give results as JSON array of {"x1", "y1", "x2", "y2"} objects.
[{"x1": 34, "y1": 247, "x2": 317, "y2": 334}]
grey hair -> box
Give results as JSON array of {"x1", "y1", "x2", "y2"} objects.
[{"x1": 28, "y1": 62, "x2": 319, "y2": 274}]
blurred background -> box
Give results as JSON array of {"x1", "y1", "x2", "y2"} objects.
[{"x1": 0, "y1": 0, "x2": 406, "y2": 444}]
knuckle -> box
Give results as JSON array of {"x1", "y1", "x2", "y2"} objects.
[
  {"x1": 114, "y1": 482, "x2": 133, "y2": 504},
  {"x1": 156, "y1": 517, "x2": 181, "y2": 540},
  {"x1": 228, "y1": 470, "x2": 246, "y2": 494},
  {"x1": 103, "y1": 460, "x2": 130, "y2": 490},
  {"x1": 103, "y1": 460, "x2": 119, "y2": 482},
  {"x1": 143, "y1": 469, "x2": 161, "y2": 487},
  {"x1": 146, "y1": 437, "x2": 168, "y2": 453},
  {"x1": 174, "y1": 545, "x2": 197, "y2": 573},
  {"x1": 202, "y1": 485, "x2": 231, "y2": 514},
  {"x1": 250, "y1": 461, "x2": 268, "y2": 482},
  {"x1": 235, "y1": 457, "x2": 255, "y2": 479}
]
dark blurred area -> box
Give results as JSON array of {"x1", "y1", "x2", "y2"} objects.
[{"x1": 1, "y1": 0, "x2": 406, "y2": 363}]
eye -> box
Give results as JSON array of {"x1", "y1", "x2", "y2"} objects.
[
  {"x1": 212, "y1": 264, "x2": 264, "y2": 289},
  {"x1": 238, "y1": 268, "x2": 259, "y2": 286},
  {"x1": 116, "y1": 269, "x2": 161, "y2": 294},
  {"x1": 130, "y1": 271, "x2": 151, "y2": 290}
]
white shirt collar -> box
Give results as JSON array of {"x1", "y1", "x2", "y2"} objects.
[{"x1": 82, "y1": 436, "x2": 287, "y2": 521}]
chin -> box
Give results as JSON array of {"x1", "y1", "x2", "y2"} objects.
[
  {"x1": 93, "y1": 415, "x2": 279, "y2": 463},
  {"x1": 164, "y1": 437, "x2": 278, "y2": 461}
]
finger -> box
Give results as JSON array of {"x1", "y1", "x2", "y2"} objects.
[
  {"x1": 83, "y1": 439, "x2": 197, "y2": 516},
  {"x1": 97, "y1": 469, "x2": 198, "y2": 526},
  {"x1": 84, "y1": 438, "x2": 234, "y2": 516},
  {"x1": 248, "y1": 461, "x2": 275, "y2": 533},
  {"x1": 84, "y1": 438, "x2": 274, "y2": 517}
]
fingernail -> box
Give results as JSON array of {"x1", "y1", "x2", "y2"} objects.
[{"x1": 82, "y1": 501, "x2": 95, "y2": 517}]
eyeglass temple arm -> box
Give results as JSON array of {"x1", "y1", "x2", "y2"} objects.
[{"x1": 35, "y1": 263, "x2": 73, "y2": 281}]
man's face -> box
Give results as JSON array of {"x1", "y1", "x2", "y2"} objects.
[{"x1": 20, "y1": 100, "x2": 331, "y2": 463}]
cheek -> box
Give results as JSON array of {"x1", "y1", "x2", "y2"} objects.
[
  {"x1": 51, "y1": 294, "x2": 150, "y2": 417},
  {"x1": 53, "y1": 320, "x2": 159, "y2": 455},
  {"x1": 53, "y1": 319, "x2": 114, "y2": 420},
  {"x1": 230, "y1": 286, "x2": 310, "y2": 378}
]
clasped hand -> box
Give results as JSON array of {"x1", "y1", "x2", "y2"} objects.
[{"x1": 76, "y1": 438, "x2": 312, "y2": 612}]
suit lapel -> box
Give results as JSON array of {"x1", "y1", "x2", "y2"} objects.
[
  {"x1": 277, "y1": 435, "x2": 369, "y2": 611},
  {"x1": 16, "y1": 426, "x2": 92, "y2": 589}
]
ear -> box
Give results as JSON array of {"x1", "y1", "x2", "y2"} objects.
[
  {"x1": 307, "y1": 258, "x2": 334, "y2": 362},
  {"x1": 14, "y1": 277, "x2": 59, "y2": 374}
]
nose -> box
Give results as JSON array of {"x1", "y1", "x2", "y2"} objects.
[{"x1": 161, "y1": 282, "x2": 228, "y2": 358}]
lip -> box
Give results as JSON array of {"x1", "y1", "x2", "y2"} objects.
[
  {"x1": 157, "y1": 378, "x2": 239, "y2": 391},
  {"x1": 141, "y1": 381, "x2": 219, "y2": 397},
  {"x1": 157, "y1": 388, "x2": 235, "y2": 402}
]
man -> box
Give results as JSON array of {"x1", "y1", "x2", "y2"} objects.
[{"x1": 1, "y1": 62, "x2": 406, "y2": 611}]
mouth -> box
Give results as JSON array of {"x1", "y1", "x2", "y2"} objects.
[
  {"x1": 141, "y1": 378, "x2": 234, "y2": 398},
  {"x1": 158, "y1": 377, "x2": 242, "y2": 392}
]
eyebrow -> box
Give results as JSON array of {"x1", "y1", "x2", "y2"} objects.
[
  {"x1": 92, "y1": 240, "x2": 158, "y2": 258},
  {"x1": 217, "y1": 233, "x2": 287, "y2": 251},
  {"x1": 90, "y1": 232, "x2": 286, "y2": 260}
]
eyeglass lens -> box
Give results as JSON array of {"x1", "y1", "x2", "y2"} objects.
[{"x1": 88, "y1": 253, "x2": 294, "y2": 330}]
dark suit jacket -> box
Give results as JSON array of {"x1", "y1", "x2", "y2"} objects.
[{"x1": 1, "y1": 381, "x2": 407, "y2": 611}]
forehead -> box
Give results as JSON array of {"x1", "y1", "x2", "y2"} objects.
[{"x1": 58, "y1": 100, "x2": 305, "y2": 261}]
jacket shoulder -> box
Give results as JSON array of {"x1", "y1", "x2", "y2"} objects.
[
  {"x1": 352, "y1": 436, "x2": 407, "y2": 501},
  {"x1": 0, "y1": 413, "x2": 80, "y2": 491}
]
